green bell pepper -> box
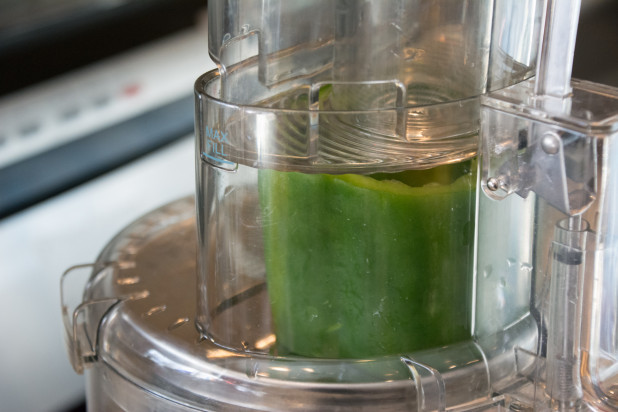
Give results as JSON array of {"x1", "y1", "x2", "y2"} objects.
[{"x1": 259, "y1": 160, "x2": 476, "y2": 358}]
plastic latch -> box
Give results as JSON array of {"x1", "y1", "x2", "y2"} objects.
[
  {"x1": 479, "y1": 79, "x2": 615, "y2": 216},
  {"x1": 61, "y1": 262, "x2": 149, "y2": 374},
  {"x1": 60, "y1": 264, "x2": 119, "y2": 374},
  {"x1": 487, "y1": 125, "x2": 596, "y2": 215}
]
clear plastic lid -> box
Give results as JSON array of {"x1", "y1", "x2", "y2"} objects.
[{"x1": 62, "y1": 197, "x2": 530, "y2": 411}]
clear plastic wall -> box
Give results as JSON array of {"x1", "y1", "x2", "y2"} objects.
[
  {"x1": 198, "y1": 0, "x2": 541, "y2": 354},
  {"x1": 207, "y1": 0, "x2": 542, "y2": 105}
]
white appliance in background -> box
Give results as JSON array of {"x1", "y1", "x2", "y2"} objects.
[
  {"x1": 0, "y1": 23, "x2": 216, "y2": 411},
  {"x1": 0, "y1": 24, "x2": 208, "y2": 169}
]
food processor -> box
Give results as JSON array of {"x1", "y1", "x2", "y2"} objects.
[{"x1": 61, "y1": 0, "x2": 618, "y2": 410}]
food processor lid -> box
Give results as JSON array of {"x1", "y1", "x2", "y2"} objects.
[
  {"x1": 60, "y1": 197, "x2": 529, "y2": 411},
  {"x1": 61, "y1": 197, "x2": 419, "y2": 411}
]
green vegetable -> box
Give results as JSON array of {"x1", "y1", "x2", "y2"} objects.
[{"x1": 259, "y1": 160, "x2": 476, "y2": 358}]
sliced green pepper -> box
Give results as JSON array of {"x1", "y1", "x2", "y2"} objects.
[{"x1": 259, "y1": 160, "x2": 476, "y2": 358}]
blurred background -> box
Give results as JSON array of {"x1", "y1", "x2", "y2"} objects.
[
  {"x1": 0, "y1": 0, "x2": 212, "y2": 411},
  {"x1": 0, "y1": 0, "x2": 616, "y2": 411}
]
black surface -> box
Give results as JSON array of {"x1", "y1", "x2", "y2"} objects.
[
  {"x1": 59, "y1": 399, "x2": 86, "y2": 412},
  {"x1": 0, "y1": 95, "x2": 195, "y2": 219},
  {"x1": 573, "y1": 1, "x2": 618, "y2": 87},
  {"x1": 0, "y1": 0, "x2": 204, "y2": 96}
]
